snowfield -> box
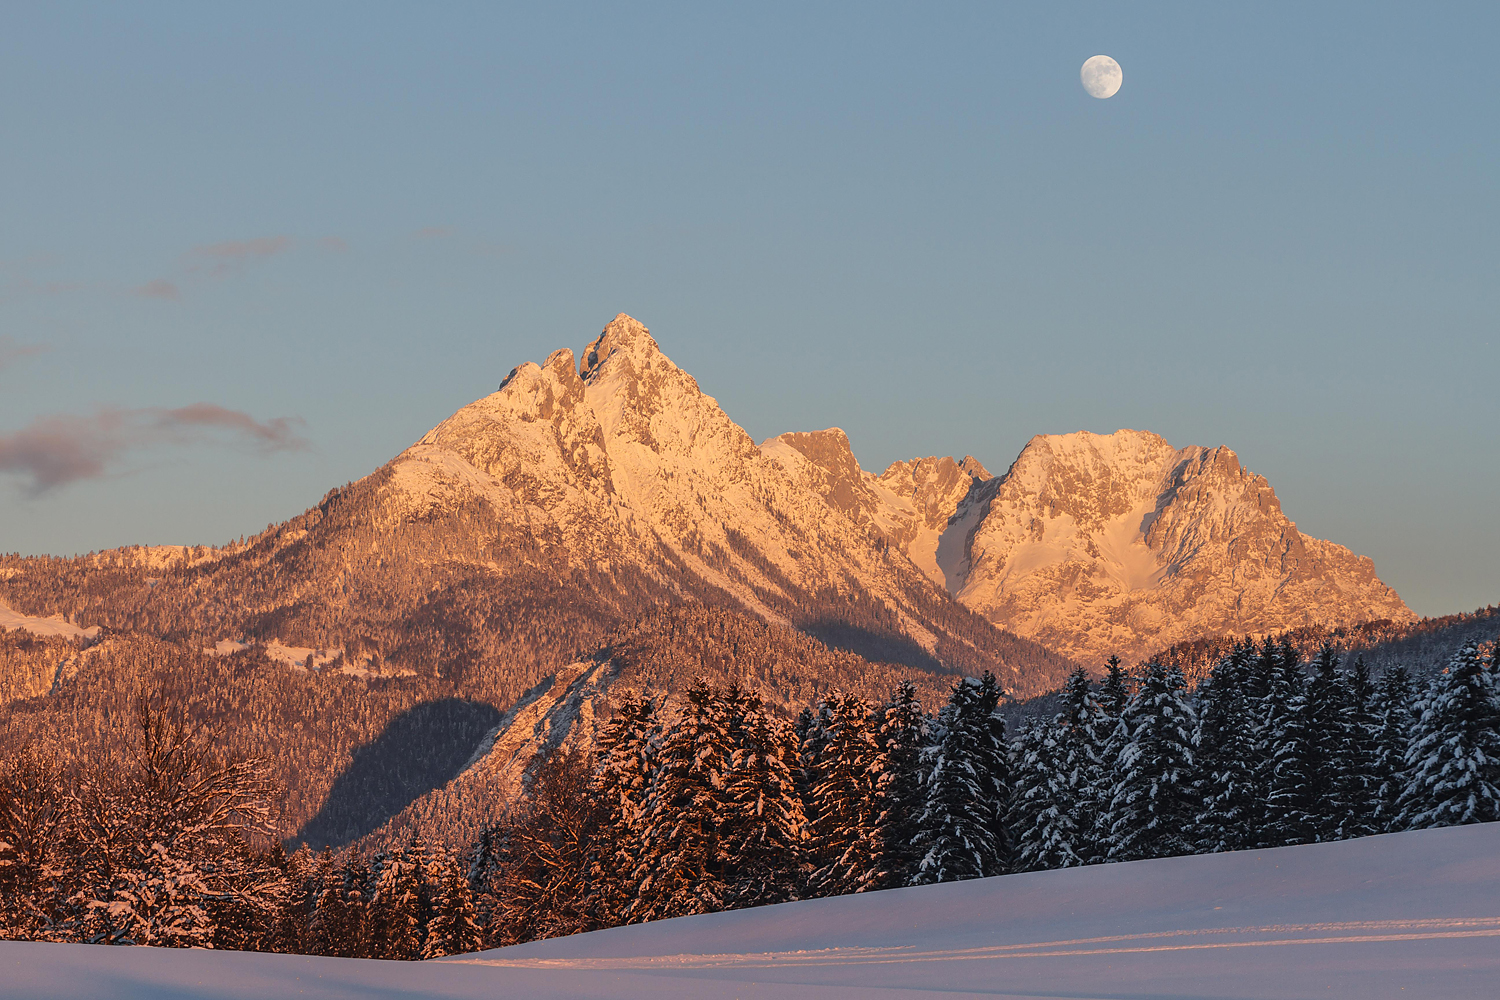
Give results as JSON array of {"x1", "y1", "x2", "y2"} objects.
[
  {"x1": 5, "y1": 823, "x2": 1497, "y2": 999},
  {"x1": 0, "y1": 598, "x2": 99, "y2": 641}
]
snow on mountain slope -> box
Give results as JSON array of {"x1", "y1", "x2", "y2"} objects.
[
  {"x1": 955, "y1": 430, "x2": 1414, "y2": 662},
  {"x1": 768, "y1": 426, "x2": 1413, "y2": 664},
  {"x1": 382, "y1": 314, "x2": 1059, "y2": 684},
  {"x1": 8, "y1": 823, "x2": 1498, "y2": 999},
  {"x1": 0, "y1": 597, "x2": 99, "y2": 641}
]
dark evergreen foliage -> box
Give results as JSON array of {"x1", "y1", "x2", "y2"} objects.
[
  {"x1": 909, "y1": 672, "x2": 1011, "y2": 884},
  {"x1": 873, "y1": 682, "x2": 926, "y2": 887},
  {"x1": 6, "y1": 632, "x2": 1496, "y2": 960},
  {"x1": 1099, "y1": 662, "x2": 1197, "y2": 862},
  {"x1": 1396, "y1": 641, "x2": 1500, "y2": 829}
]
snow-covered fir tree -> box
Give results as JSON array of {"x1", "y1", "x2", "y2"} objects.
[
  {"x1": 1097, "y1": 656, "x2": 1130, "y2": 720},
  {"x1": 873, "y1": 682, "x2": 926, "y2": 887},
  {"x1": 1369, "y1": 664, "x2": 1415, "y2": 831},
  {"x1": 1192, "y1": 645, "x2": 1260, "y2": 853},
  {"x1": 1264, "y1": 645, "x2": 1348, "y2": 846},
  {"x1": 723, "y1": 697, "x2": 808, "y2": 905},
  {"x1": 633, "y1": 680, "x2": 733, "y2": 919},
  {"x1": 1100, "y1": 662, "x2": 1196, "y2": 862},
  {"x1": 1057, "y1": 667, "x2": 1109, "y2": 865},
  {"x1": 1009, "y1": 717, "x2": 1079, "y2": 871},
  {"x1": 369, "y1": 846, "x2": 424, "y2": 960},
  {"x1": 909, "y1": 672, "x2": 1011, "y2": 885},
  {"x1": 1250, "y1": 638, "x2": 1304, "y2": 847},
  {"x1": 1337, "y1": 656, "x2": 1380, "y2": 840},
  {"x1": 589, "y1": 691, "x2": 659, "y2": 925},
  {"x1": 807, "y1": 693, "x2": 883, "y2": 896},
  {"x1": 421, "y1": 847, "x2": 483, "y2": 958},
  {"x1": 1396, "y1": 641, "x2": 1500, "y2": 830}
]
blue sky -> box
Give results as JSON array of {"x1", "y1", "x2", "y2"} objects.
[{"x1": 1, "y1": 2, "x2": 1495, "y2": 617}]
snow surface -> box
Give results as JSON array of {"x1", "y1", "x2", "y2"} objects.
[
  {"x1": 6, "y1": 823, "x2": 1498, "y2": 999},
  {"x1": 0, "y1": 598, "x2": 99, "y2": 641}
]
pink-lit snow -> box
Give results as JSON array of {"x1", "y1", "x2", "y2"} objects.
[{"x1": 4, "y1": 823, "x2": 1496, "y2": 999}]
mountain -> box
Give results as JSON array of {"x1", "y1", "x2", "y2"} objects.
[
  {"x1": 0, "y1": 315, "x2": 1070, "y2": 850},
  {"x1": 0, "y1": 314, "x2": 1070, "y2": 697},
  {"x1": 0, "y1": 313, "x2": 1420, "y2": 849},
  {"x1": 767, "y1": 426, "x2": 1414, "y2": 662}
]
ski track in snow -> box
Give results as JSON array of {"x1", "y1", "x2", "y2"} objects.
[{"x1": 458, "y1": 916, "x2": 1500, "y2": 970}]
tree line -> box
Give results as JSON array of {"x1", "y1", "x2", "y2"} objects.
[{"x1": 3, "y1": 636, "x2": 1497, "y2": 955}]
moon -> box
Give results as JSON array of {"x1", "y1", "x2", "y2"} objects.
[{"x1": 1081, "y1": 55, "x2": 1123, "y2": 99}]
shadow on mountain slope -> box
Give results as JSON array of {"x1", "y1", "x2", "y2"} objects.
[
  {"x1": 290, "y1": 698, "x2": 503, "y2": 851},
  {"x1": 800, "y1": 619, "x2": 951, "y2": 675}
]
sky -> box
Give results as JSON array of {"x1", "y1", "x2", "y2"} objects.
[{"x1": 0, "y1": 2, "x2": 1495, "y2": 617}]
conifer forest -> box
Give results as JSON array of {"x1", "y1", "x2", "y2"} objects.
[{"x1": 3, "y1": 634, "x2": 1497, "y2": 958}]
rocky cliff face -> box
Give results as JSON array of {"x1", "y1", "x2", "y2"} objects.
[{"x1": 767, "y1": 426, "x2": 1414, "y2": 664}]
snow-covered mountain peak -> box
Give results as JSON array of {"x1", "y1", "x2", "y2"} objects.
[
  {"x1": 954, "y1": 429, "x2": 1413, "y2": 661},
  {"x1": 377, "y1": 316, "x2": 1063, "y2": 685},
  {"x1": 760, "y1": 428, "x2": 879, "y2": 521},
  {"x1": 580, "y1": 313, "x2": 659, "y2": 382},
  {"x1": 382, "y1": 318, "x2": 1410, "y2": 673},
  {"x1": 958, "y1": 456, "x2": 993, "y2": 481}
]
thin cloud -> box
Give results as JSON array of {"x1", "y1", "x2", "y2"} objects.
[
  {"x1": 0, "y1": 403, "x2": 309, "y2": 496},
  {"x1": 186, "y1": 236, "x2": 293, "y2": 276},
  {"x1": 413, "y1": 226, "x2": 453, "y2": 239},
  {"x1": 0, "y1": 336, "x2": 47, "y2": 372},
  {"x1": 318, "y1": 236, "x2": 349, "y2": 252},
  {"x1": 135, "y1": 279, "x2": 181, "y2": 300}
]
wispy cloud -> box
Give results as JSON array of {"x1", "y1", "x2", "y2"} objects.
[
  {"x1": 186, "y1": 236, "x2": 293, "y2": 276},
  {"x1": 135, "y1": 278, "x2": 181, "y2": 300},
  {"x1": 133, "y1": 234, "x2": 295, "y2": 302},
  {"x1": 0, "y1": 336, "x2": 47, "y2": 372},
  {"x1": 413, "y1": 226, "x2": 453, "y2": 239},
  {"x1": 318, "y1": 236, "x2": 349, "y2": 252},
  {"x1": 0, "y1": 403, "x2": 309, "y2": 495}
]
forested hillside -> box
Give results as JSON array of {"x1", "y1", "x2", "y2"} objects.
[{"x1": 4, "y1": 634, "x2": 1496, "y2": 956}]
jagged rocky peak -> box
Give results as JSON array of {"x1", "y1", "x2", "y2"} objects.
[
  {"x1": 580, "y1": 312, "x2": 661, "y2": 381},
  {"x1": 950, "y1": 428, "x2": 1415, "y2": 663},
  {"x1": 958, "y1": 455, "x2": 993, "y2": 481},
  {"x1": 762, "y1": 428, "x2": 877, "y2": 519},
  {"x1": 877, "y1": 455, "x2": 991, "y2": 532}
]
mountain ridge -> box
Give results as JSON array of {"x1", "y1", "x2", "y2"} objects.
[
  {"x1": 769, "y1": 424, "x2": 1412, "y2": 662},
  {"x1": 1, "y1": 313, "x2": 1412, "y2": 672}
]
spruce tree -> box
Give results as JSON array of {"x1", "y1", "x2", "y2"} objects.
[
  {"x1": 1009, "y1": 718, "x2": 1079, "y2": 871},
  {"x1": 909, "y1": 673, "x2": 1009, "y2": 884},
  {"x1": 1057, "y1": 667, "x2": 1106, "y2": 865},
  {"x1": 369, "y1": 847, "x2": 423, "y2": 960},
  {"x1": 1088, "y1": 655, "x2": 1132, "y2": 863},
  {"x1": 724, "y1": 697, "x2": 808, "y2": 906},
  {"x1": 1100, "y1": 662, "x2": 1197, "y2": 862},
  {"x1": 1251, "y1": 637, "x2": 1304, "y2": 847},
  {"x1": 874, "y1": 682, "x2": 926, "y2": 887},
  {"x1": 422, "y1": 847, "x2": 482, "y2": 958},
  {"x1": 808, "y1": 693, "x2": 882, "y2": 896},
  {"x1": 589, "y1": 692, "x2": 658, "y2": 925},
  {"x1": 1396, "y1": 642, "x2": 1500, "y2": 829},
  {"x1": 1337, "y1": 656, "x2": 1380, "y2": 840},
  {"x1": 1192, "y1": 649, "x2": 1259, "y2": 853},
  {"x1": 1098, "y1": 656, "x2": 1130, "y2": 719},
  {"x1": 633, "y1": 681, "x2": 733, "y2": 920},
  {"x1": 1265, "y1": 644, "x2": 1349, "y2": 846},
  {"x1": 305, "y1": 849, "x2": 341, "y2": 956},
  {"x1": 1369, "y1": 665, "x2": 1415, "y2": 831}
]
